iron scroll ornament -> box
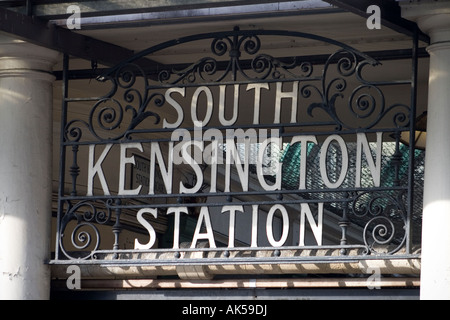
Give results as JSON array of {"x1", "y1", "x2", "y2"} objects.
[
  {"x1": 64, "y1": 27, "x2": 411, "y2": 143},
  {"x1": 59, "y1": 200, "x2": 112, "y2": 260},
  {"x1": 350, "y1": 190, "x2": 408, "y2": 255}
]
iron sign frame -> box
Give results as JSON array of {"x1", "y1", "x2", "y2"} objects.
[{"x1": 52, "y1": 26, "x2": 421, "y2": 268}]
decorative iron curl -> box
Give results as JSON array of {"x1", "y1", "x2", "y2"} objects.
[
  {"x1": 239, "y1": 35, "x2": 261, "y2": 56},
  {"x1": 211, "y1": 37, "x2": 232, "y2": 57},
  {"x1": 364, "y1": 216, "x2": 396, "y2": 246},
  {"x1": 352, "y1": 192, "x2": 385, "y2": 218},
  {"x1": 336, "y1": 50, "x2": 358, "y2": 77},
  {"x1": 161, "y1": 57, "x2": 222, "y2": 85},
  {"x1": 305, "y1": 48, "x2": 411, "y2": 130},
  {"x1": 249, "y1": 55, "x2": 313, "y2": 80},
  {"x1": 69, "y1": 223, "x2": 100, "y2": 254},
  {"x1": 159, "y1": 33, "x2": 316, "y2": 83},
  {"x1": 117, "y1": 66, "x2": 139, "y2": 89},
  {"x1": 363, "y1": 215, "x2": 407, "y2": 255},
  {"x1": 351, "y1": 192, "x2": 407, "y2": 255},
  {"x1": 386, "y1": 104, "x2": 411, "y2": 129},
  {"x1": 59, "y1": 201, "x2": 111, "y2": 260},
  {"x1": 90, "y1": 98, "x2": 124, "y2": 136},
  {"x1": 126, "y1": 92, "x2": 164, "y2": 130},
  {"x1": 348, "y1": 85, "x2": 383, "y2": 120},
  {"x1": 64, "y1": 120, "x2": 87, "y2": 142},
  {"x1": 67, "y1": 63, "x2": 165, "y2": 142}
]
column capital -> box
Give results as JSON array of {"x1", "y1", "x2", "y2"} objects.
[
  {"x1": 0, "y1": 35, "x2": 60, "y2": 80},
  {"x1": 401, "y1": 0, "x2": 450, "y2": 44}
]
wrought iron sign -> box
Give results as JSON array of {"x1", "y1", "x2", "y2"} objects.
[{"x1": 53, "y1": 28, "x2": 421, "y2": 268}]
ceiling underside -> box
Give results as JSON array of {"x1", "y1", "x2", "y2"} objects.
[
  {"x1": 0, "y1": 1, "x2": 429, "y2": 67},
  {"x1": 0, "y1": 1, "x2": 431, "y2": 110},
  {"x1": 31, "y1": 2, "x2": 427, "y2": 74}
]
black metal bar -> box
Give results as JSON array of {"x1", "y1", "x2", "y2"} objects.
[
  {"x1": 60, "y1": 128, "x2": 409, "y2": 149},
  {"x1": 55, "y1": 53, "x2": 70, "y2": 261},
  {"x1": 339, "y1": 193, "x2": 351, "y2": 255},
  {"x1": 59, "y1": 186, "x2": 409, "y2": 207},
  {"x1": 53, "y1": 47, "x2": 429, "y2": 81},
  {"x1": 25, "y1": 0, "x2": 32, "y2": 16},
  {"x1": 112, "y1": 199, "x2": 122, "y2": 258},
  {"x1": 407, "y1": 26, "x2": 420, "y2": 255},
  {"x1": 69, "y1": 145, "x2": 79, "y2": 197}
]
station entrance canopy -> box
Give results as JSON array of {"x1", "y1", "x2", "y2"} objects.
[{"x1": 51, "y1": 24, "x2": 423, "y2": 272}]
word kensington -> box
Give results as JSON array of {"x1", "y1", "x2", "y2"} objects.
[{"x1": 87, "y1": 129, "x2": 382, "y2": 196}]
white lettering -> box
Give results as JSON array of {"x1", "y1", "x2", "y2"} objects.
[
  {"x1": 274, "y1": 81, "x2": 299, "y2": 124},
  {"x1": 246, "y1": 83, "x2": 270, "y2": 124},
  {"x1": 290, "y1": 135, "x2": 318, "y2": 189},
  {"x1": 266, "y1": 204, "x2": 289, "y2": 247},
  {"x1": 251, "y1": 205, "x2": 259, "y2": 248},
  {"x1": 320, "y1": 135, "x2": 349, "y2": 188},
  {"x1": 222, "y1": 205, "x2": 244, "y2": 248},
  {"x1": 179, "y1": 140, "x2": 204, "y2": 194},
  {"x1": 225, "y1": 129, "x2": 254, "y2": 192},
  {"x1": 183, "y1": 304, "x2": 216, "y2": 317},
  {"x1": 166, "y1": 207, "x2": 189, "y2": 249},
  {"x1": 203, "y1": 129, "x2": 223, "y2": 193},
  {"x1": 135, "y1": 208, "x2": 158, "y2": 250},
  {"x1": 191, "y1": 86, "x2": 213, "y2": 127},
  {"x1": 191, "y1": 207, "x2": 216, "y2": 248},
  {"x1": 119, "y1": 143, "x2": 143, "y2": 195},
  {"x1": 257, "y1": 136, "x2": 282, "y2": 191},
  {"x1": 163, "y1": 87, "x2": 185, "y2": 128},
  {"x1": 300, "y1": 203, "x2": 323, "y2": 246},
  {"x1": 356, "y1": 132, "x2": 383, "y2": 187},
  {"x1": 87, "y1": 144, "x2": 112, "y2": 196},
  {"x1": 150, "y1": 142, "x2": 173, "y2": 194},
  {"x1": 219, "y1": 84, "x2": 240, "y2": 126}
]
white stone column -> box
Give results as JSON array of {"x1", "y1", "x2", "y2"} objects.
[
  {"x1": 401, "y1": 0, "x2": 450, "y2": 300},
  {"x1": 0, "y1": 36, "x2": 59, "y2": 300}
]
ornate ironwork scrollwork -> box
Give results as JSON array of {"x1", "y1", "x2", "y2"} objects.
[
  {"x1": 65, "y1": 63, "x2": 165, "y2": 142},
  {"x1": 351, "y1": 191, "x2": 407, "y2": 255},
  {"x1": 59, "y1": 200, "x2": 112, "y2": 260},
  {"x1": 55, "y1": 27, "x2": 419, "y2": 263},
  {"x1": 158, "y1": 32, "x2": 316, "y2": 85},
  {"x1": 306, "y1": 50, "x2": 411, "y2": 130}
]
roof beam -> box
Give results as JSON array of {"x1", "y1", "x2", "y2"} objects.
[
  {"x1": 55, "y1": 47, "x2": 429, "y2": 81},
  {"x1": 0, "y1": 6, "x2": 158, "y2": 68},
  {"x1": 322, "y1": 0, "x2": 430, "y2": 43},
  {"x1": 6, "y1": 0, "x2": 321, "y2": 19}
]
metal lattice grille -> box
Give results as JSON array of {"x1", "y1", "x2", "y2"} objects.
[{"x1": 52, "y1": 27, "x2": 421, "y2": 268}]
